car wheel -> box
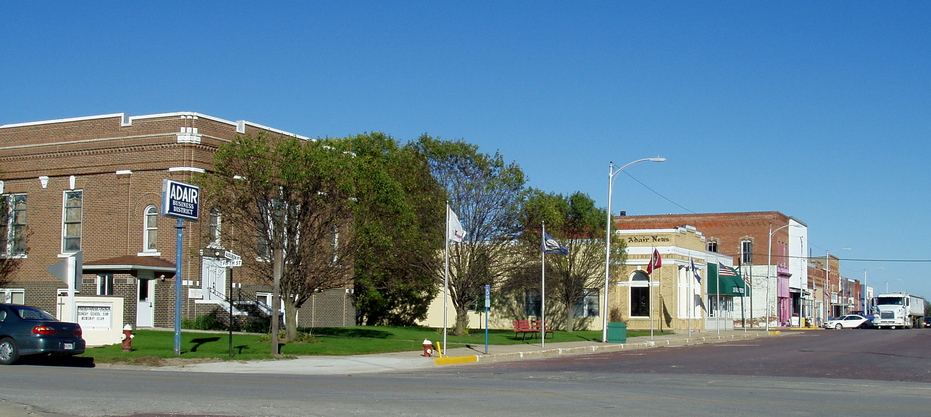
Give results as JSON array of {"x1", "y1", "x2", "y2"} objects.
[
  {"x1": 0, "y1": 337, "x2": 20, "y2": 365},
  {"x1": 835, "y1": 323, "x2": 843, "y2": 330}
]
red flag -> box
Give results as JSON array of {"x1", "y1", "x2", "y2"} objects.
[{"x1": 647, "y1": 249, "x2": 662, "y2": 274}]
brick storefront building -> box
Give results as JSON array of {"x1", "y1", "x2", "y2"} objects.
[
  {"x1": 613, "y1": 211, "x2": 813, "y2": 327},
  {"x1": 0, "y1": 112, "x2": 354, "y2": 329}
]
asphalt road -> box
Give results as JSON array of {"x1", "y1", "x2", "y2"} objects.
[
  {"x1": 464, "y1": 327, "x2": 931, "y2": 382},
  {"x1": 1, "y1": 329, "x2": 930, "y2": 416}
]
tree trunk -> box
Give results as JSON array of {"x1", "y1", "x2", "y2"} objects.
[
  {"x1": 284, "y1": 300, "x2": 299, "y2": 341},
  {"x1": 565, "y1": 307, "x2": 575, "y2": 333},
  {"x1": 454, "y1": 306, "x2": 470, "y2": 335}
]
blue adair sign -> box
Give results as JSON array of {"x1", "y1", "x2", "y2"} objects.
[{"x1": 162, "y1": 179, "x2": 200, "y2": 221}]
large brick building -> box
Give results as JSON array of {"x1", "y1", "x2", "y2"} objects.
[
  {"x1": 614, "y1": 211, "x2": 814, "y2": 327},
  {"x1": 0, "y1": 112, "x2": 354, "y2": 329}
]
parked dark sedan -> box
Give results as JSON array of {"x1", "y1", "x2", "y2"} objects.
[{"x1": 0, "y1": 303, "x2": 85, "y2": 365}]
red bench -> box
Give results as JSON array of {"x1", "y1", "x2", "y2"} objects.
[{"x1": 513, "y1": 319, "x2": 555, "y2": 340}]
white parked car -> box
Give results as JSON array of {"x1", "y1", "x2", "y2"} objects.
[{"x1": 823, "y1": 314, "x2": 871, "y2": 329}]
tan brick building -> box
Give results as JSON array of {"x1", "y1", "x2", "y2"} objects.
[
  {"x1": 0, "y1": 112, "x2": 354, "y2": 329},
  {"x1": 613, "y1": 212, "x2": 814, "y2": 328}
]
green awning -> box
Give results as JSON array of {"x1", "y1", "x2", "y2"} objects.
[{"x1": 707, "y1": 262, "x2": 747, "y2": 296}]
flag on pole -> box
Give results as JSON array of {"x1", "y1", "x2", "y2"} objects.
[
  {"x1": 691, "y1": 258, "x2": 701, "y2": 283},
  {"x1": 542, "y1": 232, "x2": 569, "y2": 255},
  {"x1": 718, "y1": 262, "x2": 739, "y2": 278},
  {"x1": 447, "y1": 208, "x2": 466, "y2": 242},
  {"x1": 647, "y1": 249, "x2": 662, "y2": 274}
]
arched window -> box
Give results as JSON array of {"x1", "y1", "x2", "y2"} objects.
[
  {"x1": 144, "y1": 205, "x2": 158, "y2": 252},
  {"x1": 209, "y1": 207, "x2": 221, "y2": 244},
  {"x1": 630, "y1": 270, "x2": 651, "y2": 317}
]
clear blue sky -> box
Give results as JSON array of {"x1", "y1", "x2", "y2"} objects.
[{"x1": 3, "y1": 2, "x2": 930, "y2": 300}]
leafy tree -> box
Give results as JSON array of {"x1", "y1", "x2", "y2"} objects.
[
  {"x1": 197, "y1": 132, "x2": 357, "y2": 341},
  {"x1": 345, "y1": 133, "x2": 445, "y2": 325},
  {"x1": 414, "y1": 135, "x2": 526, "y2": 335},
  {"x1": 509, "y1": 190, "x2": 626, "y2": 332}
]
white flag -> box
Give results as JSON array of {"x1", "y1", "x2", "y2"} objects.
[{"x1": 447, "y1": 208, "x2": 466, "y2": 242}]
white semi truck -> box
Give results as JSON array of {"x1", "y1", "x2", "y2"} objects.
[{"x1": 872, "y1": 292, "x2": 926, "y2": 329}]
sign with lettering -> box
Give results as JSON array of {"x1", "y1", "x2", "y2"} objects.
[
  {"x1": 626, "y1": 235, "x2": 671, "y2": 244},
  {"x1": 162, "y1": 179, "x2": 200, "y2": 221},
  {"x1": 76, "y1": 304, "x2": 112, "y2": 330}
]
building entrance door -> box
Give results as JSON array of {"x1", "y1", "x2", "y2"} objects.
[
  {"x1": 137, "y1": 279, "x2": 155, "y2": 327},
  {"x1": 201, "y1": 258, "x2": 226, "y2": 301}
]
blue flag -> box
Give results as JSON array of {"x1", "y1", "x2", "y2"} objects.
[
  {"x1": 542, "y1": 232, "x2": 569, "y2": 255},
  {"x1": 691, "y1": 258, "x2": 701, "y2": 283}
]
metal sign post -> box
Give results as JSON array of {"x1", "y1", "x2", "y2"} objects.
[
  {"x1": 162, "y1": 179, "x2": 200, "y2": 356},
  {"x1": 484, "y1": 284, "x2": 490, "y2": 354}
]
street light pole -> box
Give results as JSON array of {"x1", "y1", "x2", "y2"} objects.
[
  {"x1": 766, "y1": 223, "x2": 805, "y2": 331},
  {"x1": 864, "y1": 268, "x2": 882, "y2": 315},
  {"x1": 825, "y1": 248, "x2": 851, "y2": 320},
  {"x1": 602, "y1": 157, "x2": 665, "y2": 343}
]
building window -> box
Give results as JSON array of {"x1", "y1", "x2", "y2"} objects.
[
  {"x1": 0, "y1": 288, "x2": 25, "y2": 304},
  {"x1": 524, "y1": 290, "x2": 541, "y2": 317},
  {"x1": 0, "y1": 194, "x2": 27, "y2": 256},
  {"x1": 96, "y1": 275, "x2": 114, "y2": 296},
  {"x1": 707, "y1": 240, "x2": 718, "y2": 253},
  {"x1": 741, "y1": 240, "x2": 753, "y2": 264},
  {"x1": 62, "y1": 190, "x2": 83, "y2": 253},
  {"x1": 573, "y1": 289, "x2": 600, "y2": 318},
  {"x1": 144, "y1": 205, "x2": 158, "y2": 252},
  {"x1": 630, "y1": 270, "x2": 650, "y2": 317},
  {"x1": 209, "y1": 207, "x2": 221, "y2": 244}
]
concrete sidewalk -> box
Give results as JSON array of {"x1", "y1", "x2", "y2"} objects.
[{"x1": 149, "y1": 328, "x2": 783, "y2": 375}]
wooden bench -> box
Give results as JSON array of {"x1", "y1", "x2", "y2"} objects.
[
  {"x1": 531, "y1": 320, "x2": 555, "y2": 339},
  {"x1": 513, "y1": 320, "x2": 538, "y2": 340},
  {"x1": 513, "y1": 319, "x2": 555, "y2": 340}
]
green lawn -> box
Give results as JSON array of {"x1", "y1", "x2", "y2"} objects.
[{"x1": 84, "y1": 326, "x2": 661, "y2": 363}]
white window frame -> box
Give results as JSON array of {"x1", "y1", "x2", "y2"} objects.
[
  {"x1": 573, "y1": 289, "x2": 600, "y2": 318},
  {"x1": 629, "y1": 270, "x2": 651, "y2": 318},
  {"x1": 142, "y1": 205, "x2": 159, "y2": 254},
  {"x1": 0, "y1": 288, "x2": 25, "y2": 304},
  {"x1": 741, "y1": 239, "x2": 753, "y2": 264},
  {"x1": 96, "y1": 274, "x2": 114, "y2": 296},
  {"x1": 62, "y1": 190, "x2": 83, "y2": 254},
  {"x1": 0, "y1": 193, "x2": 27, "y2": 257}
]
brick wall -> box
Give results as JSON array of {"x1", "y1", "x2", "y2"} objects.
[{"x1": 0, "y1": 112, "x2": 352, "y2": 330}]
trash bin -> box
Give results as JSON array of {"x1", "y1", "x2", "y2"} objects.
[{"x1": 607, "y1": 322, "x2": 627, "y2": 343}]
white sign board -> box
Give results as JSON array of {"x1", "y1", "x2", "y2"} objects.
[
  {"x1": 161, "y1": 179, "x2": 200, "y2": 221},
  {"x1": 76, "y1": 304, "x2": 113, "y2": 330}
]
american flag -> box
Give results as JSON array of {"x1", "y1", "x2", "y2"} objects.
[{"x1": 718, "y1": 262, "x2": 738, "y2": 277}]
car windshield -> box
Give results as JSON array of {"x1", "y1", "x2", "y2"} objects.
[{"x1": 13, "y1": 306, "x2": 57, "y2": 321}]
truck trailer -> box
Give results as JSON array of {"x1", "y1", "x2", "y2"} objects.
[{"x1": 873, "y1": 292, "x2": 925, "y2": 329}]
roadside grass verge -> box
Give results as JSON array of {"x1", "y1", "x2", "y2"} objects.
[{"x1": 82, "y1": 326, "x2": 661, "y2": 363}]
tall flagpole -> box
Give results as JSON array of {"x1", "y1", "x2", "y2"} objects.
[
  {"x1": 443, "y1": 202, "x2": 450, "y2": 357},
  {"x1": 541, "y1": 222, "x2": 546, "y2": 348},
  {"x1": 688, "y1": 256, "x2": 693, "y2": 337},
  {"x1": 650, "y1": 247, "x2": 654, "y2": 340},
  {"x1": 716, "y1": 263, "x2": 721, "y2": 336}
]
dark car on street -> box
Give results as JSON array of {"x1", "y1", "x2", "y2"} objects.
[{"x1": 0, "y1": 303, "x2": 85, "y2": 365}]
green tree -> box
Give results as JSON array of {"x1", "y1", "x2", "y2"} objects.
[
  {"x1": 345, "y1": 133, "x2": 445, "y2": 325},
  {"x1": 510, "y1": 190, "x2": 626, "y2": 332},
  {"x1": 197, "y1": 133, "x2": 358, "y2": 341},
  {"x1": 414, "y1": 135, "x2": 526, "y2": 335}
]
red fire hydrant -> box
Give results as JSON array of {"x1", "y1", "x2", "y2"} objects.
[
  {"x1": 121, "y1": 324, "x2": 135, "y2": 351},
  {"x1": 422, "y1": 339, "x2": 433, "y2": 357}
]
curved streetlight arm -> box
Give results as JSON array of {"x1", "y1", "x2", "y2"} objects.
[
  {"x1": 765, "y1": 223, "x2": 803, "y2": 331},
  {"x1": 602, "y1": 156, "x2": 666, "y2": 343}
]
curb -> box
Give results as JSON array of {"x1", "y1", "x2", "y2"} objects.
[{"x1": 433, "y1": 331, "x2": 773, "y2": 366}]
